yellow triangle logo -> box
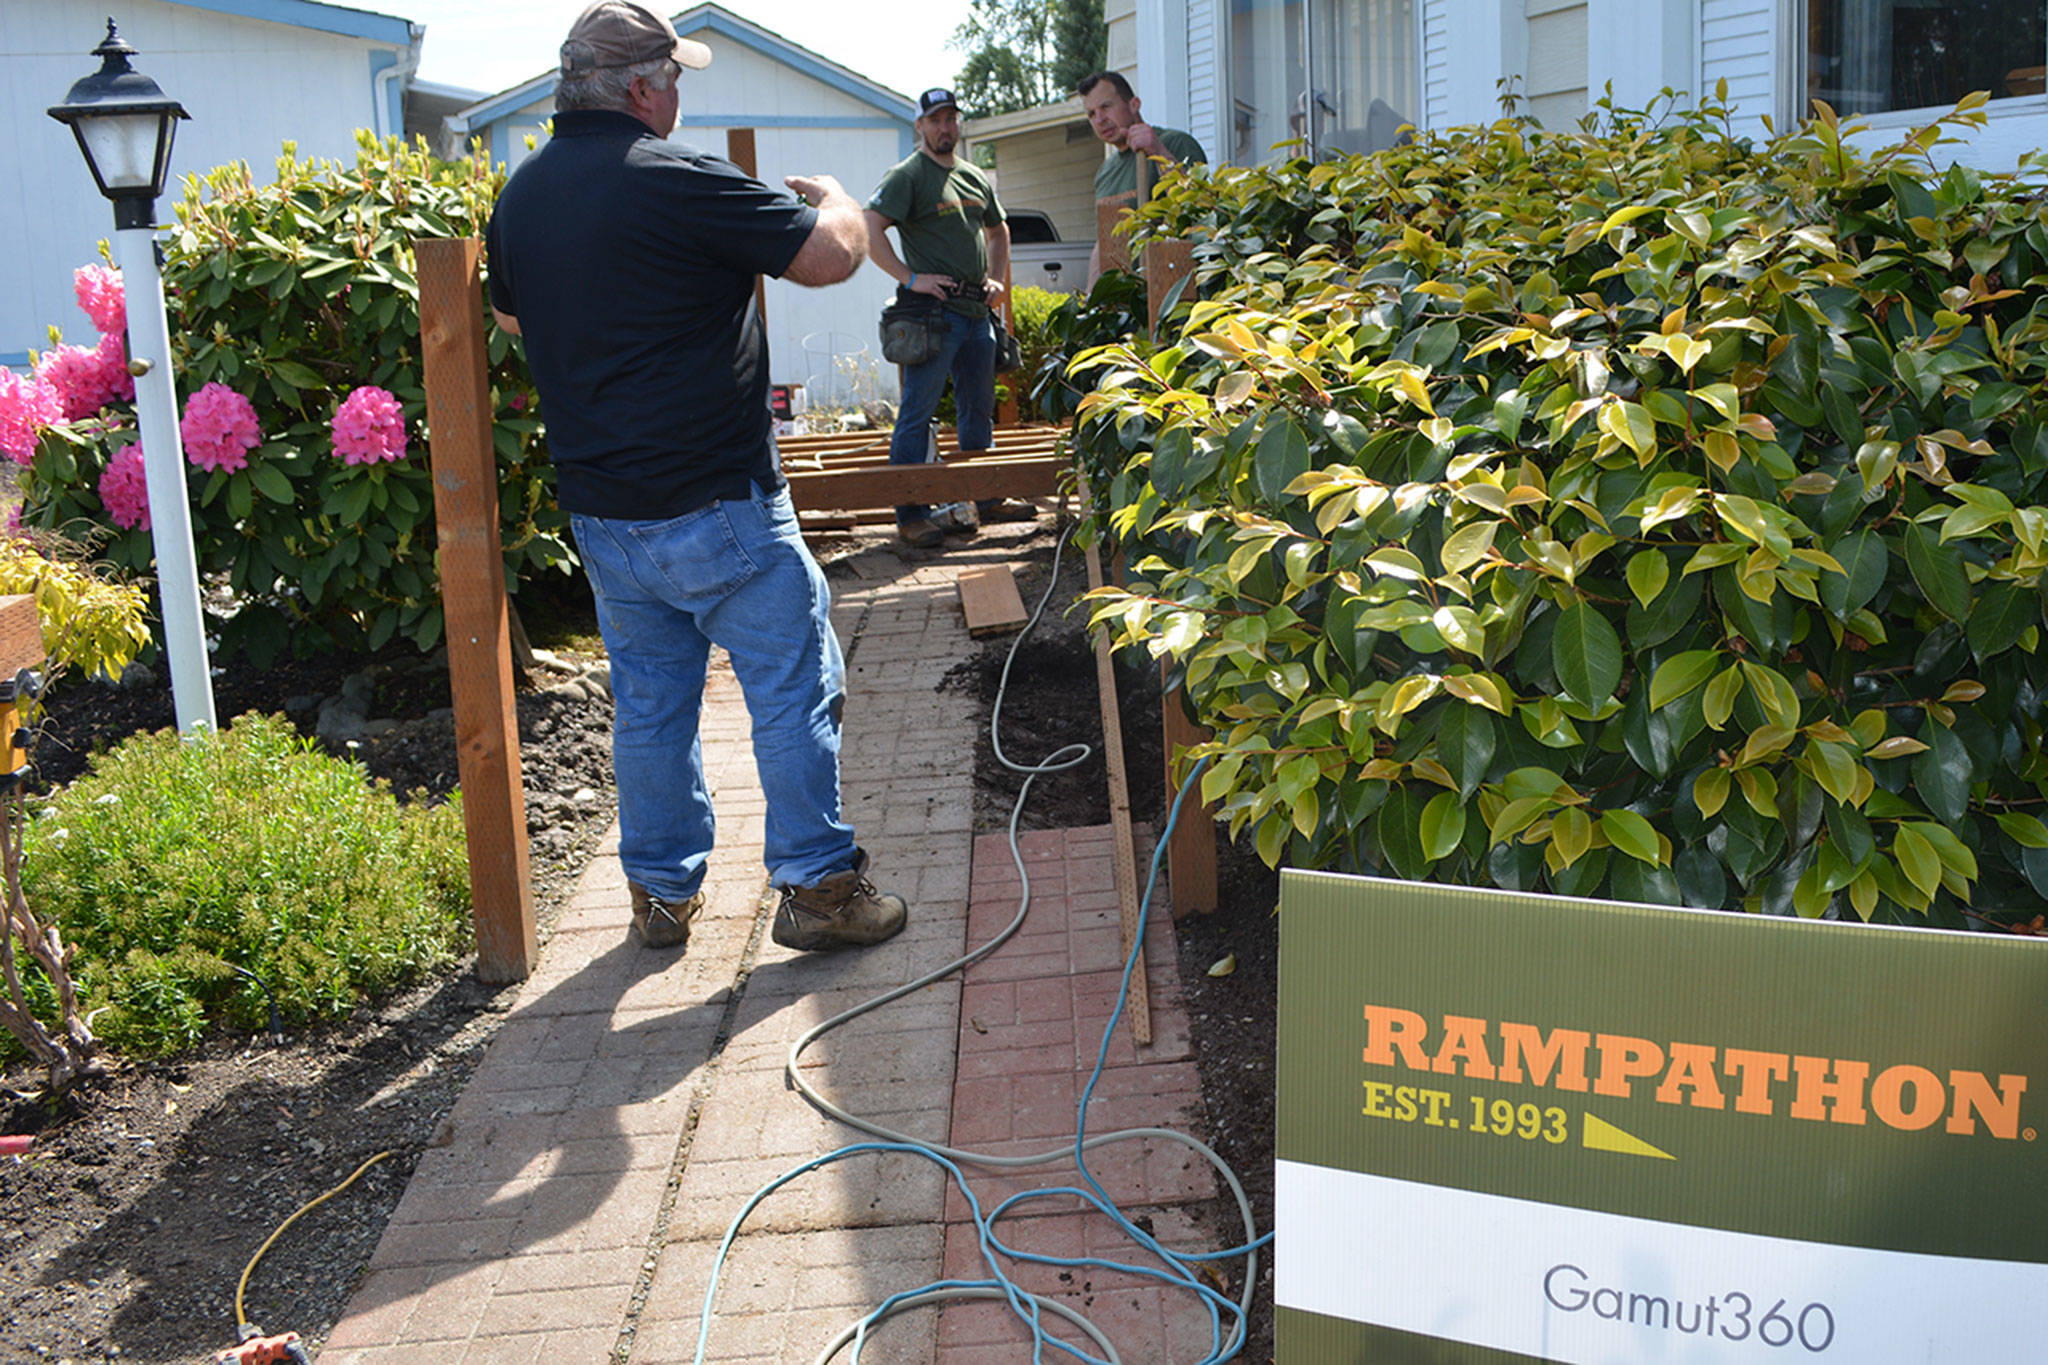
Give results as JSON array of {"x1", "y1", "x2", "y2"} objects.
[{"x1": 1582, "y1": 1112, "x2": 1675, "y2": 1161}]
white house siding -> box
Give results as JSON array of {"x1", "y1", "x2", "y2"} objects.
[
  {"x1": 1138, "y1": 0, "x2": 1194, "y2": 131},
  {"x1": 1423, "y1": 1, "x2": 1526, "y2": 129},
  {"x1": 1523, "y1": 0, "x2": 1587, "y2": 129},
  {"x1": 1108, "y1": 0, "x2": 1141, "y2": 80},
  {"x1": 1585, "y1": 0, "x2": 1695, "y2": 113},
  {"x1": 1, "y1": 0, "x2": 407, "y2": 364},
  {"x1": 1699, "y1": 0, "x2": 1777, "y2": 138},
  {"x1": 1422, "y1": 0, "x2": 1450, "y2": 127},
  {"x1": 1186, "y1": 0, "x2": 1225, "y2": 170}
]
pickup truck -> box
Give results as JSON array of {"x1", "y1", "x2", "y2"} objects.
[{"x1": 1006, "y1": 209, "x2": 1092, "y2": 296}]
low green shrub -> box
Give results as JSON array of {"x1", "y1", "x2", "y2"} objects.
[
  {"x1": 1077, "y1": 90, "x2": 2048, "y2": 930},
  {"x1": 17, "y1": 713, "x2": 470, "y2": 1057}
]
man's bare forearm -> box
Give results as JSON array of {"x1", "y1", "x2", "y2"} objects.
[{"x1": 784, "y1": 175, "x2": 868, "y2": 286}]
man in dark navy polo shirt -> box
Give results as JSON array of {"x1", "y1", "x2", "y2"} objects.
[{"x1": 487, "y1": 0, "x2": 907, "y2": 956}]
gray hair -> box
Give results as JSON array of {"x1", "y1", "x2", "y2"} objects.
[{"x1": 556, "y1": 44, "x2": 676, "y2": 113}]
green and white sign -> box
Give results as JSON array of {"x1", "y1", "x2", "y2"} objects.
[{"x1": 1276, "y1": 872, "x2": 2047, "y2": 1362}]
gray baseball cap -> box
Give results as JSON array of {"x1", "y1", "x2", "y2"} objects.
[{"x1": 561, "y1": 2, "x2": 712, "y2": 75}]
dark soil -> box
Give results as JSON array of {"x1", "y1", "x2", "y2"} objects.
[
  {"x1": 945, "y1": 534, "x2": 1280, "y2": 1362},
  {"x1": 0, "y1": 537, "x2": 1283, "y2": 1364}
]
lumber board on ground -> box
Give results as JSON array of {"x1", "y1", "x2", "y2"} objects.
[
  {"x1": 1085, "y1": 539, "x2": 1150, "y2": 1045},
  {"x1": 1161, "y1": 673, "x2": 1217, "y2": 915},
  {"x1": 785, "y1": 457, "x2": 1061, "y2": 511},
  {"x1": 956, "y1": 565, "x2": 1028, "y2": 637}
]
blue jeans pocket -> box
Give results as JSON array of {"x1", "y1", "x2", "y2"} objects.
[{"x1": 623, "y1": 503, "x2": 758, "y2": 602}]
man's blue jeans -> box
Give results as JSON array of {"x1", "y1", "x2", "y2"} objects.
[
  {"x1": 889, "y1": 305, "x2": 995, "y2": 524},
  {"x1": 571, "y1": 486, "x2": 856, "y2": 903}
]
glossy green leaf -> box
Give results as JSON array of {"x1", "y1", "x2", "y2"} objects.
[
  {"x1": 1893, "y1": 824, "x2": 1941, "y2": 899},
  {"x1": 1435, "y1": 703, "x2": 1497, "y2": 800},
  {"x1": 1648, "y1": 650, "x2": 1720, "y2": 710},
  {"x1": 1420, "y1": 790, "x2": 1468, "y2": 860},
  {"x1": 1818, "y1": 529, "x2": 1886, "y2": 619},
  {"x1": 1255, "y1": 419, "x2": 1312, "y2": 503},
  {"x1": 1965, "y1": 581, "x2": 2032, "y2": 660},
  {"x1": 1702, "y1": 665, "x2": 1741, "y2": 729},
  {"x1": 1910, "y1": 722, "x2": 1972, "y2": 826},
  {"x1": 1601, "y1": 809, "x2": 1662, "y2": 865},
  {"x1": 1550, "y1": 806, "x2": 1593, "y2": 867},
  {"x1": 1625, "y1": 550, "x2": 1669, "y2": 608},
  {"x1": 1551, "y1": 602, "x2": 1623, "y2": 705},
  {"x1": 1994, "y1": 811, "x2": 2048, "y2": 849},
  {"x1": 1903, "y1": 523, "x2": 1971, "y2": 621}
]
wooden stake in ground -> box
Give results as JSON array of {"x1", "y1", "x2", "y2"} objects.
[
  {"x1": 1142, "y1": 240, "x2": 1217, "y2": 917},
  {"x1": 1084, "y1": 543, "x2": 1151, "y2": 1045},
  {"x1": 417, "y1": 237, "x2": 538, "y2": 983}
]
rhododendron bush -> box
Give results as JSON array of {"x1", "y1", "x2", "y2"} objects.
[{"x1": 12, "y1": 133, "x2": 567, "y2": 664}]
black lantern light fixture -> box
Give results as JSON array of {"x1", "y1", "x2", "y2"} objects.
[{"x1": 47, "y1": 18, "x2": 190, "y2": 229}]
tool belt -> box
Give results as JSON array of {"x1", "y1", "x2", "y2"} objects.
[
  {"x1": 879, "y1": 280, "x2": 992, "y2": 366},
  {"x1": 879, "y1": 290, "x2": 943, "y2": 365}
]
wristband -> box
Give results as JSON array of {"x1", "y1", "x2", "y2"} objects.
[{"x1": 909, "y1": 273, "x2": 917, "y2": 289}]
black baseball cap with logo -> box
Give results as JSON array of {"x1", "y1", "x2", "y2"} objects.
[{"x1": 917, "y1": 88, "x2": 960, "y2": 117}]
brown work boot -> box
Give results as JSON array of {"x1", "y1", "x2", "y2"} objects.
[
  {"x1": 630, "y1": 883, "x2": 703, "y2": 949},
  {"x1": 772, "y1": 851, "x2": 907, "y2": 951}
]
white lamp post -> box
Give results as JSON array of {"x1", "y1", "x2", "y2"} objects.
[{"x1": 48, "y1": 19, "x2": 215, "y2": 733}]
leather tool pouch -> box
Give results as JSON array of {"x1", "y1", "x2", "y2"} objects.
[{"x1": 879, "y1": 293, "x2": 944, "y2": 366}]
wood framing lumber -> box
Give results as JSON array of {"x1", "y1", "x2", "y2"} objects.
[{"x1": 1085, "y1": 538, "x2": 1151, "y2": 1045}]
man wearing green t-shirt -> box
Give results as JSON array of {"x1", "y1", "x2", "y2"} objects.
[
  {"x1": 1080, "y1": 70, "x2": 1206, "y2": 283},
  {"x1": 866, "y1": 87, "x2": 1025, "y2": 548}
]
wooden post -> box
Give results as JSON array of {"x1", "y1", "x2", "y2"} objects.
[
  {"x1": 726, "y1": 128, "x2": 769, "y2": 325},
  {"x1": 1142, "y1": 237, "x2": 1218, "y2": 916},
  {"x1": 1143, "y1": 240, "x2": 1196, "y2": 337},
  {"x1": 996, "y1": 246, "x2": 1018, "y2": 427},
  {"x1": 1084, "y1": 542, "x2": 1150, "y2": 1044},
  {"x1": 417, "y1": 238, "x2": 538, "y2": 983},
  {"x1": 1095, "y1": 195, "x2": 1135, "y2": 276}
]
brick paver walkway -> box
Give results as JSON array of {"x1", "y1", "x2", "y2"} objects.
[{"x1": 317, "y1": 532, "x2": 1227, "y2": 1364}]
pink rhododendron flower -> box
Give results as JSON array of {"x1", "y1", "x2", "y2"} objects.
[
  {"x1": 95, "y1": 332, "x2": 135, "y2": 404},
  {"x1": 99, "y1": 443, "x2": 151, "y2": 531},
  {"x1": 0, "y1": 368, "x2": 63, "y2": 464},
  {"x1": 332, "y1": 385, "x2": 407, "y2": 465},
  {"x1": 36, "y1": 342, "x2": 125, "y2": 421},
  {"x1": 180, "y1": 381, "x2": 261, "y2": 473},
  {"x1": 74, "y1": 264, "x2": 125, "y2": 336}
]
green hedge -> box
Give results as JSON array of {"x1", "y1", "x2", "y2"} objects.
[{"x1": 1077, "y1": 90, "x2": 2048, "y2": 930}]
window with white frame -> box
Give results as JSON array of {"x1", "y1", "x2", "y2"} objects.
[
  {"x1": 1230, "y1": 0, "x2": 1415, "y2": 164},
  {"x1": 1806, "y1": 0, "x2": 2048, "y2": 117}
]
